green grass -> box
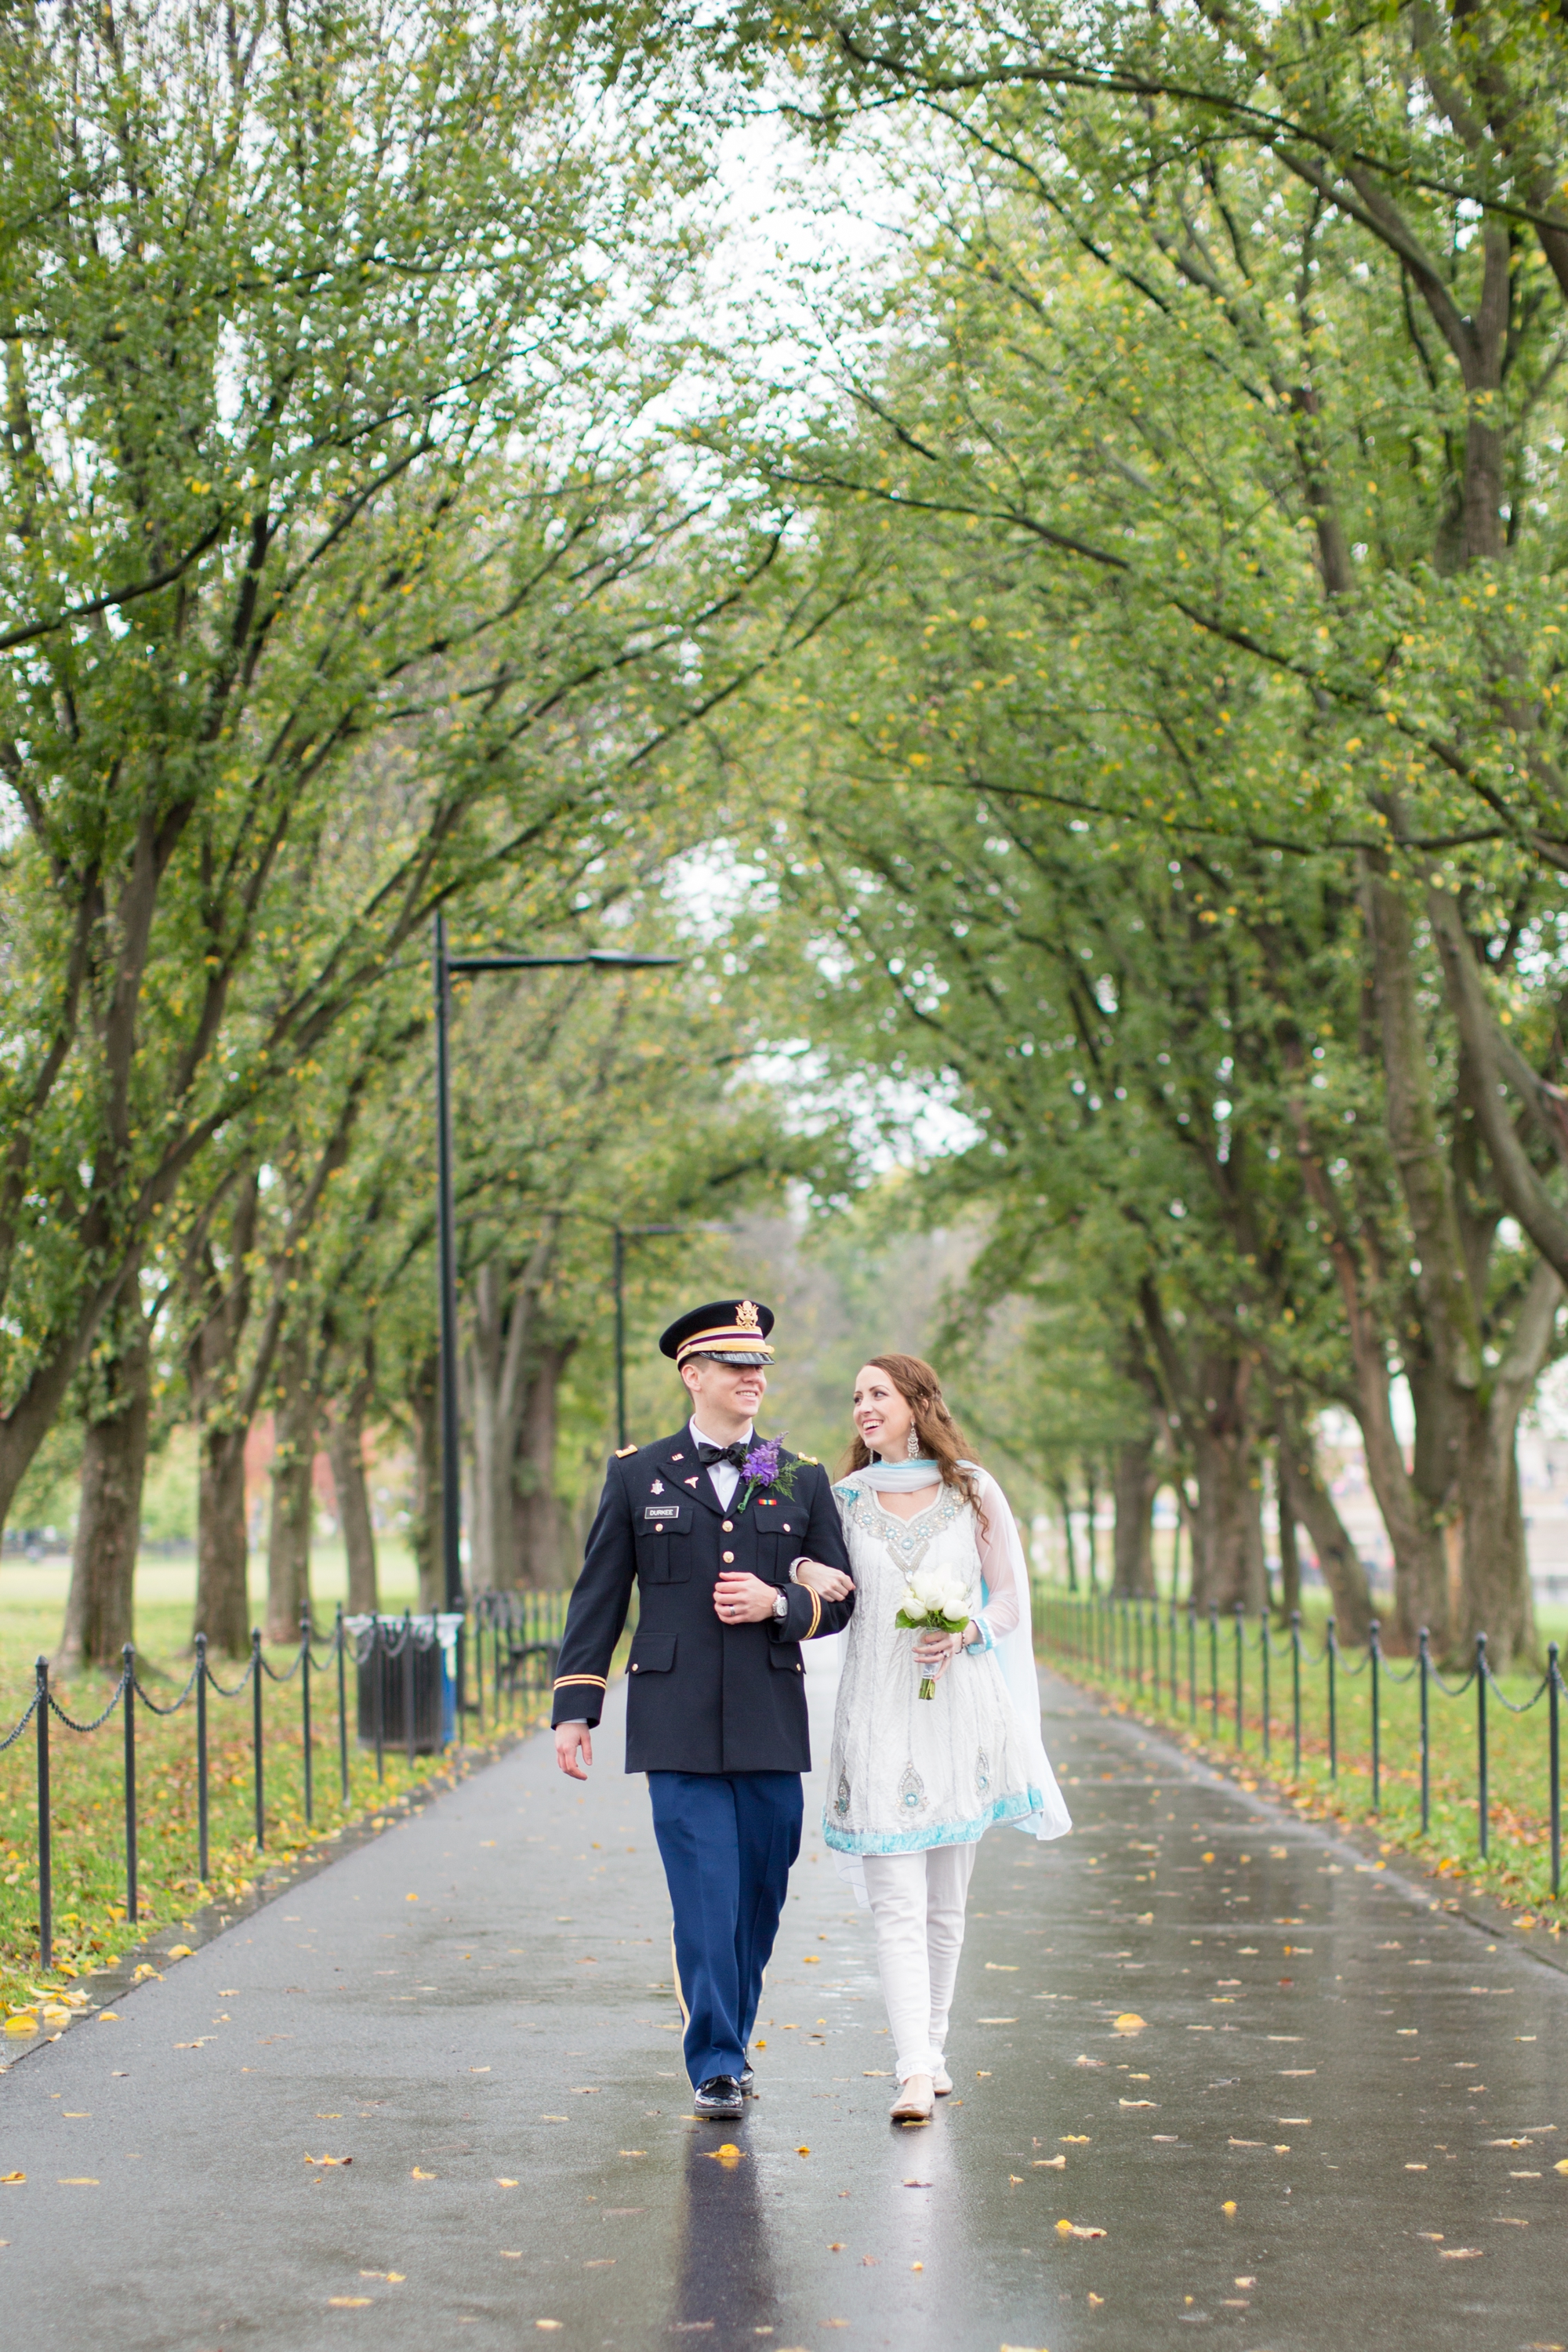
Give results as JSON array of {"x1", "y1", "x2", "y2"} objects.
[
  {"x1": 1036, "y1": 1584, "x2": 1566, "y2": 1937},
  {"x1": 0, "y1": 1545, "x2": 561, "y2": 2026}
]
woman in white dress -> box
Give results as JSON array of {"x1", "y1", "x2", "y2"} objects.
[{"x1": 793, "y1": 1355, "x2": 1070, "y2": 2122}]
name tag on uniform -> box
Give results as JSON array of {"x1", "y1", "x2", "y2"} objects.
[{"x1": 643, "y1": 1504, "x2": 681, "y2": 1520}]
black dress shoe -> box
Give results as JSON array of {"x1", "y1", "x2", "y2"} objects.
[
  {"x1": 739, "y1": 2064, "x2": 756, "y2": 2094},
  {"x1": 693, "y1": 2074, "x2": 745, "y2": 2120}
]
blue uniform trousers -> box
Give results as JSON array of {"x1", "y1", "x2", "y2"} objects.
[{"x1": 648, "y1": 1769, "x2": 804, "y2": 2088}]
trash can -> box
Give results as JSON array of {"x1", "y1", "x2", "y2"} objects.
[{"x1": 346, "y1": 1613, "x2": 462, "y2": 1753}]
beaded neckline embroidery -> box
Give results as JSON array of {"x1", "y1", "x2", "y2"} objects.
[{"x1": 842, "y1": 1485, "x2": 962, "y2": 1577}]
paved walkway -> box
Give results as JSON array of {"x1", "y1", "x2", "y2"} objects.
[{"x1": 1, "y1": 1646, "x2": 1564, "y2": 2351}]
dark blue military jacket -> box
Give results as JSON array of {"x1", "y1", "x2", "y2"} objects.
[{"x1": 550, "y1": 1431, "x2": 855, "y2": 1773}]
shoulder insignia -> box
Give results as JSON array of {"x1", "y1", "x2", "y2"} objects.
[
  {"x1": 800, "y1": 1454, "x2": 818, "y2": 1465},
  {"x1": 615, "y1": 1443, "x2": 637, "y2": 1458}
]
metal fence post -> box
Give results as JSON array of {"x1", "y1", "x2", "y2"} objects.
[
  {"x1": 34, "y1": 1657, "x2": 51, "y2": 1969},
  {"x1": 252, "y1": 1628, "x2": 265, "y2": 1853},
  {"x1": 1418, "y1": 1628, "x2": 1431, "y2": 1837},
  {"x1": 1135, "y1": 1597, "x2": 1144, "y2": 1691},
  {"x1": 1209, "y1": 1603, "x2": 1219, "y2": 1737},
  {"x1": 1260, "y1": 1606, "x2": 1270, "y2": 1762},
  {"x1": 1368, "y1": 1619, "x2": 1381, "y2": 1813},
  {"x1": 1148, "y1": 1596, "x2": 1157, "y2": 1700},
  {"x1": 404, "y1": 1610, "x2": 416, "y2": 1766},
  {"x1": 1327, "y1": 1617, "x2": 1338, "y2": 1781},
  {"x1": 1548, "y1": 1642, "x2": 1561, "y2": 1900},
  {"x1": 300, "y1": 1604, "x2": 314, "y2": 1828},
  {"x1": 1290, "y1": 1610, "x2": 1302, "y2": 1777},
  {"x1": 1233, "y1": 1602, "x2": 1244, "y2": 1748},
  {"x1": 336, "y1": 1603, "x2": 349, "y2": 1802},
  {"x1": 1189, "y1": 1597, "x2": 1198, "y2": 1717},
  {"x1": 1476, "y1": 1631, "x2": 1489, "y2": 1860},
  {"x1": 1170, "y1": 1598, "x2": 1179, "y2": 1711},
  {"x1": 122, "y1": 1643, "x2": 138, "y2": 1924},
  {"x1": 196, "y1": 1635, "x2": 210, "y2": 1884}
]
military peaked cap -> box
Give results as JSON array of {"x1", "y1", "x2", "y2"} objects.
[{"x1": 659, "y1": 1296, "x2": 776, "y2": 1367}]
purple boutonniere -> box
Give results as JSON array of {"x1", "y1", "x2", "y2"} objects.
[{"x1": 737, "y1": 1436, "x2": 800, "y2": 1514}]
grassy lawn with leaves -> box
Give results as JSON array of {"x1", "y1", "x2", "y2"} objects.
[
  {"x1": 1037, "y1": 1585, "x2": 1567, "y2": 1936},
  {"x1": 0, "y1": 1545, "x2": 559, "y2": 2027}
]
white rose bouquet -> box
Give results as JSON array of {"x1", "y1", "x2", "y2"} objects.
[{"x1": 895, "y1": 1568, "x2": 973, "y2": 1699}]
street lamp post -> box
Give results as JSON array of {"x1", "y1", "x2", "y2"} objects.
[
  {"x1": 612, "y1": 1224, "x2": 702, "y2": 1449},
  {"x1": 432, "y1": 920, "x2": 679, "y2": 1639}
]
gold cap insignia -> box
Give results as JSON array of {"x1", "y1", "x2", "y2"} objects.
[{"x1": 735, "y1": 1299, "x2": 760, "y2": 1330}]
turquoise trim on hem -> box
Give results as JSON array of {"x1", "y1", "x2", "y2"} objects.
[
  {"x1": 964, "y1": 1612, "x2": 996, "y2": 1654},
  {"x1": 822, "y1": 1785, "x2": 1045, "y2": 1855}
]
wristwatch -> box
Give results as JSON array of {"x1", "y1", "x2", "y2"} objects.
[{"x1": 771, "y1": 1588, "x2": 790, "y2": 1622}]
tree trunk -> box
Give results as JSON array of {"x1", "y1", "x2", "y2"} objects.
[
  {"x1": 326, "y1": 1388, "x2": 378, "y2": 1616},
  {"x1": 1083, "y1": 1463, "x2": 1099, "y2": 1591},
  {"x1": 1453, "y1": 1258, "x2": 1559, "y2": 1668},
  {"x1": 466, "y1": 1254, "x2": 539, "y2": 1592},
  {"x1": 514, "y1": 1339, "x2": 575, "y2": 1588},
  {"x1": 408, "y1": 1350, "x2": 444, "y2": 1614},
  {"x1": 1273, "y1": 1437, "x2": 1302, "y2": 1625},
  {"x1": 266, "y1": 1324, "x2": 316, "y2": 1643},
  {"x1": 1185, "y1": 1349, "x2": 1261, "y2": 1612},
  {"x1": 1277, "y1": 1401, "x2": 1374, "y2": 1646},
  {"x1": 1111, "y1": 1434, "x2": 1158, "y2": 1595},
  {"x1": 1051, "y1": 1476, "x2": 1079, "y2": 1590},
  {"x1": 56, "y1": 1304, "x2": 151, "y2": 1675},
  {"x1": 194, "y1": 1423, "x2": 252, "y2": 1656}
]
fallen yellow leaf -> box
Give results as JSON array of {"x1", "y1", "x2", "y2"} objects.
[
  {"x1": 1221, "y1": 2201, "x2": 1237, "y2": 2216},
  {"x1": 1113, "y1": 2013, "x2": 1147, "y2": 2032},
  {"x1": 411, "y1": 2168, "x2": 437, "y2": 2180},
  {"x1": 1, "y1": 2172, "x2": 25, "y2": 2184},
  {"x1": 496, "y1": 2177, "x2": 520, "y2": 2187},
  {"x1": 536, "y1": 2325, "x2": 564, "y2": 2333},
  {"x1": 1035, "y1": 2157, "x2": 1066, "y2": 2169},
  {"x1": 96, "y1": 2012, "x2": 119, "y2": 2022},
  {"x1": 166, "y1": 1945, "x2": 194, "y2": 1961},
  {"x1": 328, "y1": 2297, "x2": 373, "y2": 2307},
  {"x1": 797, "y1": 2146, "x2": 811, "y2": 2156},
  {"x1": 3, "y1": 2016, "x2": 38, "y2": 2038},
  {"x1": 706, "y1": 2143, "x2": 745, "y2": 2167},
  {"x1": 58, "y1": 2178, "x2": 99, "y2": 2187},
  {"x1": 618, "y1": 2151, "x2": 645, "y2": 2158},
  {"x1": 1054, "y1": 2221, "x2": 1106, "y2": 2239}
]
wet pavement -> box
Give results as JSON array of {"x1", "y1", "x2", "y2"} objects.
[{"x1": 1, "y1": 1645, "x2": 1564, "y2": 2351}]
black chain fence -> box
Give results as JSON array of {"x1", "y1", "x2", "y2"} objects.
[{"x1": 5, "y1": 1588, "x2": 569, "y2": 1968}]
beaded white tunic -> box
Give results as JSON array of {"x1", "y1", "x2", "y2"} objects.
[{"x1": 823, "y1": 1477, "x2": 1041, "y2": 1854}]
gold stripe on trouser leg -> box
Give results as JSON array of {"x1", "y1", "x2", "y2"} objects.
[{"x1": 670, "y1": 1924, "x2": 689, "y2": 2028}]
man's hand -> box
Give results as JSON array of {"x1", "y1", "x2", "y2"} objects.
[
  {"x1": 713, "y1": 1571, "x2": 779, "y2": 1625},
  {"x1": 555, "y1": 1722, "x2": 593, "y2": 1778}
]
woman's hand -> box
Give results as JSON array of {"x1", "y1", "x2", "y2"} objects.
[
  {"x1": 791, "y1": 1557, "x2": 854, "y2": 1602},
  {"x1": 912, "y1": 1625, "x2": 973, "y2": 1683}
]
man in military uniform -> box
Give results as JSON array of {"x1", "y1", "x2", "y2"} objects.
[{"x1": 553, "y1": 1298, "x2": 855, "y2": 2119}]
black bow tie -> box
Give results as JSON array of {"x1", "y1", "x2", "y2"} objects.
[{"x1": 696, "y1": 1440, "x2": 750, "y2": 1470}]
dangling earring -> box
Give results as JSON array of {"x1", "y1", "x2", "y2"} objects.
[{"x1": 906, "y1": 1422, "x2": 920, "y2": 1460}]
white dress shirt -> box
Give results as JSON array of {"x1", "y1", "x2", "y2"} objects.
[{"x1": 689, "y1": 1417, "x2": 754, "y2": 1509}]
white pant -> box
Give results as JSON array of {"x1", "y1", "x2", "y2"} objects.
[{"x1": 862, "y1": 1843, "x2": 978, "y2": 2082}]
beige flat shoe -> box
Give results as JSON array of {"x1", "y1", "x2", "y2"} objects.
[
  {"x1": 931, "y1": 2067, "x2": 953, "y2": 2096},
  {"x1": 891, "y1": 2074, "x2": 935, "y2": 2123}
]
